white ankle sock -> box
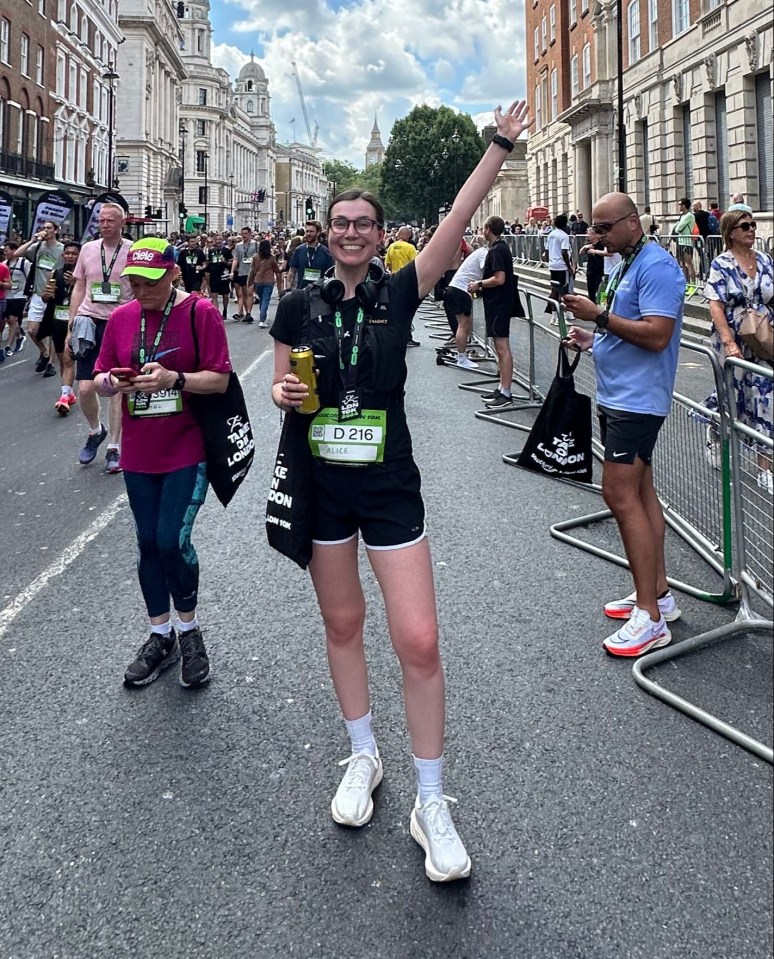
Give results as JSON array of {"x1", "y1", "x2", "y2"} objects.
[
  {"x1": 500, "y1": 387, "x2": 512, "y2": 397},
  {"x1": 414, "y1": 755, "x2": 444, "y2": 804},
  {"x1": 178, "y1": 616, "x2": 199, "y2": 633},
  {"x1": 89, "y1": 423, "x2": 104, "y2": 436},
  {"x1": 152, "y1": 620, "x2": 172, "y2": 636},
  {"x1": 344, "y1": 711, "x2": 377, "y2": 756}
]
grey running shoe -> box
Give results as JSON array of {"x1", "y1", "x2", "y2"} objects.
[
  {"x1": 124, "y1": 631, "x2": 179, "y2": 686},
  {"x1": 104, "y1": 448, "x2": 122, "y2": 474},
  {"x1": 331, "y1": 751, "x2": 383, "y2": 826},
  {"x1": 179, "y1": 626, "x2": 210, "y2": 687},
  {"x1": 410, "y1": 796, "x2": 472, "y2": 882},
  {"x1": 484, "y1": 390, "x2": 513, "y2": 408},
  {"x1": 79, "y1": 424, "x2": 107, "y2": 465}
]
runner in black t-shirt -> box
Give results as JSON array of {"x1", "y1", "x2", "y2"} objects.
[
  {"x1": 468, "y1": 216, "x2": 515, "y2": 408},
  {"x1": 204, "y1": 233, "x2": 234, "y2": 319},
  {"x1": 179, "y1": 237, "x2": 207, "y2": 293},
  {"x1": 268, "y1": 97, "x2": 533, "y2": 886}
]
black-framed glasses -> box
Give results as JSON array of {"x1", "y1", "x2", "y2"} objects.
[
  {"x1": 735, "y1": 221, "x2": 757, "y2": 232},
  {"x1": 328, "y1": 216, "x2": 382, "y2": 235},
  {"x1": 589, "y1": 214, "x2": 631, "y2": 235}
]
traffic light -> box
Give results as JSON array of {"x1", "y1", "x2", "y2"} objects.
[
  {"x1": 144, "y1": 205, "x2": 152, "y2": 218},
  {"x1": 305, "y1": 197, "x2": 314, "y2": 219},
  {"x1": 179, "y1": 202, "x2": 187, "y2": 218}
]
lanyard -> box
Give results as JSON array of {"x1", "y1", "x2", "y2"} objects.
[
  {"x1": 334, "y1": 306, "x2": 365, "y2": 390},
  {"x1": 139, "y1": 292, "x2": 176, "y2": 367},
  {"x1": 100, "y1": 240, "x2": 122, "y2": 284},
  {"x1": 306, "y1": 244, "x2": 318, "y2": 268},
  {"x1": 605, "y1": 234, "x2": 647, "y2": 304}
]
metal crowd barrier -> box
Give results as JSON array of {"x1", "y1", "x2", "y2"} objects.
[
  {"x1": 633, "y1": 358, "x2": 773, "y2": 763},
  {"x1": 462, "y1": 286, "x2": 736, "y2": 603}
]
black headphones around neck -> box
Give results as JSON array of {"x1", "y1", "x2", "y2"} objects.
[{"x1": 319, "y1": 259, "x2": 386, "y2": 310}]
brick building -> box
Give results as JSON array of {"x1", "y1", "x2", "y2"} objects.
[{"x1": 526, "y1": 0, "x2": 773, "y2": 231}]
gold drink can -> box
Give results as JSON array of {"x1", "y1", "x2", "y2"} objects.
[{"x1": 289, "y1": 346, "x2": 320, "y2": 414}]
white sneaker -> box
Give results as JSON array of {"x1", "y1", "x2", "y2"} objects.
[
  {"x1": 604, "y1": 590, "x2": 681, "y2": 622},
  {"x1": 603, "y1": 606, "x2": 672, "y2": 658},
  {"x1": 330, "y1": 751, "x2": 383, "y2": 827},
  {"x1": 258, "y1": 320, "x2": 268, "y2": 328},
  {"x1": 756, "y1": 469, "x2": 773, "y2": 496},
  {"x1": 456, "y1": 355, "x2": 478, "y2": 370},
  {"x1": 410, "y1": 795, "x2": 472, "y2": 882}
]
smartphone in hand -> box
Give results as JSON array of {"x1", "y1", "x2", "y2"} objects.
[{"x1": 110, "y1": 367, "x2": 140, "y2": 381}]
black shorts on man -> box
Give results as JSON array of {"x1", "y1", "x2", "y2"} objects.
[{"x1": 598, "y1": 405, "x2": 666, "y2": 466}]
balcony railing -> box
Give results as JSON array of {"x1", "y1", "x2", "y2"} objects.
[{"x1": 0, "y1": 150, "x2": 55, "y2": 182}]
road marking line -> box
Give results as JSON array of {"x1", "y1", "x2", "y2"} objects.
[{"x1": 0, "y1": 348, "x2": 272, "y2": 641}]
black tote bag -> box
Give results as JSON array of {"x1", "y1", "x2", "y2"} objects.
[
  {"x1": 266, "y1": 411, "x2": 314, "y2": 569},
  {"x1": 516, "y1": 343, "x2": 593, "y2": 482},
  {"x1": 188, "y1": 300, "x2": 255, "y2": 506}
]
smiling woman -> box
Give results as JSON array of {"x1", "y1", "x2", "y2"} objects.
[{"x1": 268, "y1": 100, "x2": 533, "y2": 883}]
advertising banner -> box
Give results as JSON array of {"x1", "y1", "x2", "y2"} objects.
[
  {"x1": 31, "y1": 190, "x2": 75, "y2": 235},
  {"x1": 80, "y1": 192, "x2": 130, "y2": 243},
  {"x1": 0, "y1": 190, "x2": 14, "y2": 246}
]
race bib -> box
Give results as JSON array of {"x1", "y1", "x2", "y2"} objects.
[
  {"x1": 127, "y1": 389, "x2": 183, "y2": 418},
  {"x1": 38, "y1": 253, "x2": 57, "y2": 273},
  {"x1": 242, "y1": 257, "x2": 254, "y2": 267},
  {"x1": 309, "y1": 408, "x2": 386, "y2": 464},
  {"x1": 303, "y1": 268, "x2": 321, "y2": 284},
  {"x1": 91, "y1": 280, "x2": 121, "y2": 303},
  {"x1": 54, "y1": 306, "x2": 70, "y2": 322}
]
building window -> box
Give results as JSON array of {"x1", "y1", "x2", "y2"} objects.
[
  {"x1": 682, "y1": 104, "x2": 693, "y2": 198},
  {"x1": 581, "y1": 0, "x2": 589, "y2": 11},
  {"x1": 629, "y1": 1, "x2": 641, "y2": 63},
  {"x1": 56, "y1": 51, "x2": 65, "y2": 95},
  {"x1": 38, "y1": 0, "x2": 45, "y2": 13},
  {"x1": 246, "y1": 100, "x2": 254, "y2": 113},
  {"x1": 198, "y1": 87, "x2": 207, "y2": 106},
  {"x1": 541, "y1": 16, "x2": 547, "y2": 50},
  {"x1": 79, "y1": 67, "x2": 87, "y2": 109},
  {"x1": 36, "y1": 44, "x2": 43, "y2": 84},
  {"x1": 198, "y1": 185, "x2": 208, "y2": 204},
  {"x1": 582, "y1": 43, "x2": 591, "y2": 89},
  {"x1": 21, "y1": 34, "x2": 30, "y2": 76},
  {"x1": 535, "y1": 84, "x2": 542, "y2": 131},
  {"x1": 533, "y1": 27, "x2": 539, "y2": 60},
  {"x1": 195, "y1": 149, "x2": 207, "y2": 173},
  {"x1": 69, "y1": 4, "x2": 77, "y2": 33},
  {"x1": 673, "y1": 0, "x2": 689, "y2": 35},
  {"x1": 570, "y1": 0, "x2": 577, "y2": 25},
  {"x1": 571, "y1": 53, "x2": 579, "y2": 96},
  {"x1": 714, "y1": 91, "x2": 728, "y2": 207},
  {"x1": 549, "y1": 4, "x2": 556, "y2": 41},
  {"x1": 57, "y1": 0, "x2": 65, "y2": 20},
  {"x1": 649, "y1": 0, "x2": 658, "y2": 50},
  {"x1": 756, "y1": 73, "x2": 773, "y2": 210},
  {"x1": 69, "y1": 60, "x2": 77, "y2": 102},
  {"x1": 195, "y1": 118, "x2": 206, "y2": 136},
  {"x1": 0, "y1": 19, "x2": 9, "y2": 65},
  {"x1": 551, "y1": 68, "x2": 558, "y2": 121}
]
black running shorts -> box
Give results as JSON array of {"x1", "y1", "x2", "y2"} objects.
[
  {"x1": 485, "y1": 312, "x2": 511, "y2": 339},
  {"x1": 311, "y1": 457, "x2": 426, "y2": 549},
  {"x1": 598, "y1": 405, "x2": 666, "y2": 466},
  {"x1": 444, "y1": 286, "x2": 472, "y2": 320},
  {"x1": 75, "y1": 318, "x2": 107, "y2": 381}
]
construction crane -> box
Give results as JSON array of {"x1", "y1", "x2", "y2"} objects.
[{"x1": 291, "y1": 61, "x2": 318, "y2": 147}]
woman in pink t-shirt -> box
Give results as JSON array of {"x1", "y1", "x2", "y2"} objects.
[{"x1": 93, "y1": 237, "x2": 232, "y2": 689}]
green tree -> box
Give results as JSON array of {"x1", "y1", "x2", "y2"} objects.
[
  {"x1": 323, "y1": 160, "x2": 359, "y2": 194},
  {"x1": 324, "y1": 161, "x2": 400, "y2": 222},
  {"x1": 381, "y1": 105, "x2": 485, "y2": 225}
]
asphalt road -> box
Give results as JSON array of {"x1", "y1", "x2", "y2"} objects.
[{"x1": 0, "y1": 299, "x2": 771, "y2": 959}]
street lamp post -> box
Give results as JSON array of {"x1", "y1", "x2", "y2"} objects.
[
  {"x1": 616, "y1": 0, "x2": 626, "y2": 192},
  {"x1": 203, "y1": 151, "x2": 209, "y2": 233},
  {"x1": 179, "y1": 124, "x2": 187, "y2": 231},
  {"x1": 104, "y1": 66, "x2": 119, "y2": 189},
  {"x1": 229, "y1": 173, "x2": 234, "y2": 230},
  {"x1": 451, "y1": 129, "x2": 460, "y2": 195}
]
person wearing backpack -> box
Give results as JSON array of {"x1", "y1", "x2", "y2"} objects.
[
  {"x1": 14, "y1": 221, "x2": 64, "y2": 376},
  {"x1": 1, "y1": 240, "x2": 30, "y2": 356}
]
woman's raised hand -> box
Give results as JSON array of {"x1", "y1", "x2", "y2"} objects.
[{"x1": 494, "y1": 100, "x2": 534, "y2": 142}]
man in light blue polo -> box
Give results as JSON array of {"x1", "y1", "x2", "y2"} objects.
[{"x1": 563, "y1": 192, "x2": 686, "y2": 658}]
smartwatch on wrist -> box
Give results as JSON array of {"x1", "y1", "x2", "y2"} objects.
[
  {"x1": 173, "y1": 372, "x2": 187, "y2": 392},
  {"x1": 491, "y1": 133, "x2": 515, "y2": 153},
  {"x1": 594, "y1": 312, "x2": 609, "y2": 330}
]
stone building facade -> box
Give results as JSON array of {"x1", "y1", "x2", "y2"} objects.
[{"x1": 526, "y1": 0, "x2": 773, "y2": 232}]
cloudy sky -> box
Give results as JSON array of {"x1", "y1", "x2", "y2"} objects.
[{"x1": 209, "y1": 0, "x2": 527, "y2": 168}]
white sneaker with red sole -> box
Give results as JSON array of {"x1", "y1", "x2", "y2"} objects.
[{"x1": 604, "y1": 590, "x2": 681, "y2": 622}]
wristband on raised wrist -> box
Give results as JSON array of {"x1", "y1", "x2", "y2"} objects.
[{"x1": 491, "y1": 133, "x2": 515, "y2": 153}]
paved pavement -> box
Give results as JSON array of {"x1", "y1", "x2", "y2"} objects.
[{"x1": 0, "y1": 299, "x2": 771, "y2": 959}]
